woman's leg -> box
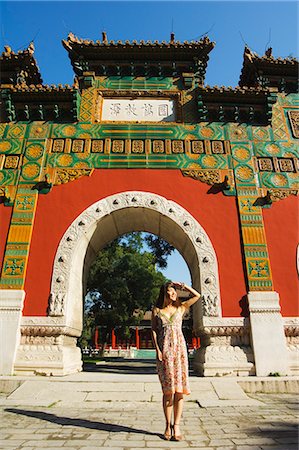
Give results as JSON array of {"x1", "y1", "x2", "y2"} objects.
[
  {"x1": 173, "y1": 393, "x2": 184, "y2": 438},
  {"x1": 162, "y1": 393, "x2": 173, "y2": 436}
]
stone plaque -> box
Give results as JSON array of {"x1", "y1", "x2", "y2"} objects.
[
  {"x1": 132, "y1": 140, "x2": 144, "y2": 153},
  {"x1": 72, "y1": 140, "x2": 84, "y2": 153},
  {"x1": 191, "y1": 141, "x2": 204, "y2": 154},
  {"x1": 52, "y1": 139, "x2": 65, "y2": 153},
  {"x1": 278, "y1": 158, "x2": 294, "y2": 172},
  {"x1": 152, "y1": 140, "x2": 165, "y2": 153},
  {"x1": 212, "y1": 141, "x2": 224, "y2": 154},
  {"x1": 91, "y1": 140, "x2": 104, "y2": 153},
  {"x1": 112, "y1": 140, "x2": 124, "y2": 153},
  {"x1": 172, "y1": 140, "x2": 184, "y2": 153},
  {"x1": 101, "y1": 98, "x2": 175, "y2": 122},
  {"x1": 258, "y1": 158, "x2": 273, "y2": 171},
  {"x1": 4, "y1": 155, "x2": 19, "y2": 169}
]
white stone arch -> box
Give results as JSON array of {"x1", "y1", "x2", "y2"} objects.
[{"x1": 49, "y1": 191, "x2": 222, "y2": 334}]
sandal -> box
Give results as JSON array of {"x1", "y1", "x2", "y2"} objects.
[
  {"x1": 163, "y1": 423, "x2": 172, "y2": 441},
  {"x1": 173, "y1": 423, "x2": 183, "y2": 441}
]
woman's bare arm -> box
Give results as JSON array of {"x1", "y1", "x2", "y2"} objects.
[
  {"x1": 174, "y1": 282, "x2": 201, "y2": 310},
  {"x1": 151, "y1": 308, "x2": 162, "y2": 360}
]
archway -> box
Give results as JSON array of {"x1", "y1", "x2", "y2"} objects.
[
  {"x1": 15, "y1": 191, "x2": 225, "y2": 376},
  {"x1": 50, "y1": 191, "x2": 221, "y2": 337}
]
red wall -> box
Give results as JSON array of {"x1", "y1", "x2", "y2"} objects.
[
  {"x1": 263, "y1": 195, "x2": 299, "y2": 316},
  {"x1": 0, "y1": 204, "x2": 13, "y2": 272},
  {"x1": 23, "y1": 169, "x2": 247, "y2": 317}
]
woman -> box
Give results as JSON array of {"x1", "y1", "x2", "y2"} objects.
[{"x1": 151, "y1": 281, "x2": 201, "y2": 441}]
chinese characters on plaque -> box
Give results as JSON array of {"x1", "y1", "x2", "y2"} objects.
[{"x1": 101, "y1": 98, "x2": 175, "y2": 122}]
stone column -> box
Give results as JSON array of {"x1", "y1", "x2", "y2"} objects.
[
  {"x1": 0, "y1": 290, "x2": 25, "y2": 375},
  {"x1": 248, "y1": 291, "x2": 288, "y2": 376}
]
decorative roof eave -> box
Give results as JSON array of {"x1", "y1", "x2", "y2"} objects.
[
  {"x1": 0, "y1": 84, "x2": 80, "y2": 123},
  {"x1": 197, "y1": 84, "x2": 277, "y2": 125},
  {"x1": 242, "y1": 47, "x2": 298, "y2": 67},
  {"x1": 6, "y1": 84, "x2": 77, "y2": 93},
  {"x1": 200, "y1": 85, "x2": 271, "y2": 95},
  {"x1": 239, "y1": 46, "x2": 299, "y2": 88},
  {"x1": 62, "y1": 33, "x2": 215, "y2": 75},
  {"x1": 62, "y1": 32, "x2": 215, "y2": 52},
  {"x1": 0, "y1": 43, "x2": 43, "y2": 85}
]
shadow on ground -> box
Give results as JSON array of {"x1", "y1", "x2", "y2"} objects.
[{"x1": 5, "y1": 408, "x2": 161, "y2": 437}]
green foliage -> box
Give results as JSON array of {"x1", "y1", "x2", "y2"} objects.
[
  {"x1": 78, "y1": 315, "x2": 94, "y2": 348},
  {"x1": 86, "y1": 233, "x2": 169, "y2": 338},
  {"x1": 145, "y1": 234, "x2": 175, "y2": 269}
]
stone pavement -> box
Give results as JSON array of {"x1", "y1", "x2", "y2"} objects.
[{"x1": 0, "y1": 393, "x2": 298, "y2": 450}]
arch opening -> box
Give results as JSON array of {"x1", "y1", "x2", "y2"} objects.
[{"x1": 50, "y1": 191, "x2": 222, "y2": 339}]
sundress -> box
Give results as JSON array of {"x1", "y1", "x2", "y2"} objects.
[{"x1": 156, "y1": 307, "x2": 190, "y2": 395}]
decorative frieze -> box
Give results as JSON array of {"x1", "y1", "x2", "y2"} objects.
[
  {"x1": 48, "y1": 138, "x2": 230, "y2": 156},
  {"x1": 258, "y1": 156, "x2": 296, "y2": 173}
]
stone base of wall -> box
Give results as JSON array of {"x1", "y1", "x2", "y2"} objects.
[
  {"x1": 192, "y1": 317, "x2": 255, "y2": 377},
  {"x1": 285, "y1": 317, "x2": 299, "y2": 376},
  {"x1": 14, "y1": 317, "x2": 82, "y2": 376},
  {"x1": 0, "y1": 290, "x2": 25, "y2": 375},
  {"x1": 14, "y1": 343, "x2": 82, "y2": 376},
  {"x1": 193, "y1": 346, "x2": 254, "y2": 377}
]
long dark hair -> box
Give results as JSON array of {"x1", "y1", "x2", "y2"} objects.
[{"x1": 155, "y1": 281, "x2": 177, "y2": 309}]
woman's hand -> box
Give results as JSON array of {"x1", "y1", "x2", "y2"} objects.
[
  {"x1": 157, "y1": 348, "x2": 163, "y2": 361},
  {"x1": 173, "y1": 281, "x2": 185, "y2": 290}
]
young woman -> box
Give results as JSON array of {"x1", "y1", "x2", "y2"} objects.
[{"x1": 151, "y1": 281, "x2": 201, "y2": 441}]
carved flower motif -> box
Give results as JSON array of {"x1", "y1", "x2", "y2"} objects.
[
  {"x1": 63, "y1": 125, "x2": 77, "y2": 137},
  {"x1": 271, "y1": 174, "x2": 288, "y2": 187},
  {"x1": 22, "y1": 162, "x2": 40, "y2": 179},
  {"x1": 202, "y1": 155, "x2": 217, "y2": 168},
  {"x1": 0, "y1": 141, "x2": 11, "y2": 152},
  {"x1": 200, "y1": 127, "x2": 214, "y2": 138},
  {"x1": 233, "y1": 147, "x2": 251, "y2": 162},
  {"x1": 57, "y1": 154, "x2": 73, "y2": 167},
  {"x1": 26, "y1": 144, "x2": 43, "y2": 160},
  {"x1": 266, "y1": 144, "x2": 280, "y2": 155},
  {"x1": 235, "y1": 165, "x2": 254, "y2": 181}
]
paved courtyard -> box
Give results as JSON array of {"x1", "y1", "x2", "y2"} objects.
[{"x1": 0, "y1": 393, "x2": 298, "y2": 450}]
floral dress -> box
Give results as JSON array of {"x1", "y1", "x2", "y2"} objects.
[{"x1": 156, "y1": 307, "x2": 190, "y2": 395}]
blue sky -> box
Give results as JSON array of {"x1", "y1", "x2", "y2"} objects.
[
  {"x1": 0, "y1": 1, "x2": 298, "y2": 284},
  {"x1": 1, "y1": 1, "x2": 298, "y2": 87}
]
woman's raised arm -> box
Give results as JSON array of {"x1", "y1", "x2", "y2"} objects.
[{"x1": 173, "y1": 282, "x2": 201, "y2": 310}]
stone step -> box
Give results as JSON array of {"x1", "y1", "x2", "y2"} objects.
[
  {"x1": 2, "y1": 378, "x2": 263, "y2": 407},
  {"x1": 0, "y1": 375, "x2": 297, "y2": 408}
]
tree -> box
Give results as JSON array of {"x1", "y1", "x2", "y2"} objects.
[
  {"x1": 86, "y1": 233, "x2": 169, "y2": 346},
  {"x1": 145, "y1": 234, "x2": 175, "y2": 269}
]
